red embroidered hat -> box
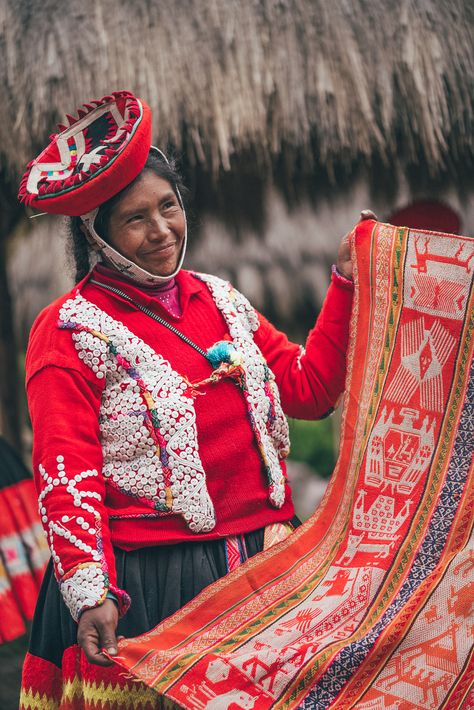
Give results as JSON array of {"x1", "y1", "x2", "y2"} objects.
[{"x1": 18, "y1": 90, "x2": 152, "y2": 216}]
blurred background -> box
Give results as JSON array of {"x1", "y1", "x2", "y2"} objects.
[{"x1": 0, "y1": 1, "x2": 473, "y2": 706}]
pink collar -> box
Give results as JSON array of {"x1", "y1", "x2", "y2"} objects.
[{"x1": 89, "y1": 264, "x2": 207, "y2": 318}]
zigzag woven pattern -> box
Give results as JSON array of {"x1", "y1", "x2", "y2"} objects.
[
  {"x1": 20, "y1": 649, "x2": 169, "y2": 709},
  {"x1": 111, "y1": 221, "x2": 474, "y2": 709}
]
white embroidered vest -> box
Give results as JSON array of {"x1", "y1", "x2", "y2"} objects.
[{"x1": 58, "y1": 274, "x2": 290, "y2": 533}]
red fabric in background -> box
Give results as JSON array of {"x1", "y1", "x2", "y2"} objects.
[
  {"x1": 389, "y1": 200, "x2": 461, "y2": 234},
  {"x1": 0, "y1": 479, "x2": 49, "y2": 643}
]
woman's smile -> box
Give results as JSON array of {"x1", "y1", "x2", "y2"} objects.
[
  {"x1": 142, "y1": 241, "x2": 177, "y2": 256},
  {"x1": 104, "y1": 171, "x2": 186, "y2": 277}
]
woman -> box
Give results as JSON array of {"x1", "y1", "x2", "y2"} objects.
[{"x1": 18, "y1": 91, "x2": 363, "y2": 707}]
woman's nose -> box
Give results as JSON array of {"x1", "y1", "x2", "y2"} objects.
[{"x1": 148, "y1": 213, "x2": 170, "y2": 238}]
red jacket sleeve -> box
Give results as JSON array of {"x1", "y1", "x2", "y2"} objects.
[
  {"x1": 27, "y1": 364, "x2": 130, "y2": 621},
  {"x1": 254, "y1": 272, "x2": 353, "y2": 419}
]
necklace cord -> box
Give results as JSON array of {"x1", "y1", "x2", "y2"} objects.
[{"x1": 89, "y1": 279, "x2": 209, "y2": 359}]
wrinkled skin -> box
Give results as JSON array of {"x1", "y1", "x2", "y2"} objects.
[{"x1": 105, "y1": 171, "x2": 186, "y2": 277}]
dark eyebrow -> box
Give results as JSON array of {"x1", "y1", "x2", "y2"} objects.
[
  {"x1": 115, "y1": 192, "x2": 178, "y2": 221},
  {"x1": 160, "y1": 191, "x2": 178, "y2": 204},
  {"x1": 118, "y1": 205, "x2": 147, "y2": 220}
]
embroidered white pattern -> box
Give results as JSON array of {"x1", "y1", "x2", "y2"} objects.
[
  {"x1": 60, "y1": 295, "x2": 216, "y2": 533},
  {"x1": 38, "y1": 456, "x2": 108, "y2": 620},
  {"x1": 197, "y1": 274, "x2": 289, "y2": 507},
  {"x1": 61, "y1": 564, "x2": 108, "y2": 622},
  {"x1": 58, "y1": 273, "x2": 289, "y2": 530}
]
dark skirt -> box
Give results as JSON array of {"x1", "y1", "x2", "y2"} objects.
[
  {"x1": 20, "y1": 525, "x2": 298, "y2": 709},
  {"x1": 28, "y1": 529, "x2": 266, "y2": 667}
]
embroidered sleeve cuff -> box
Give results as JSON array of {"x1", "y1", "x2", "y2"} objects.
[
  {"x1": 331, "y1": 264, "x2": 354, "y2": 290},
  {"x1": 59, "y1": 563, "x2": 131, "y2": 622}
]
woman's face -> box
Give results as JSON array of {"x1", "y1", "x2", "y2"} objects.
[{"x1": 105, "y1": 170, "x2": 186, "y2": 277}]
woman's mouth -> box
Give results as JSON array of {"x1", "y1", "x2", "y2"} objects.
[{"x1": 144, "y1": 242, "x2": 176, "y2": 256}]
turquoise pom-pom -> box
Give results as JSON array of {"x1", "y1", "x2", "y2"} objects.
[{"x1": 206, "y1": 340, "x2": 237, "y2": 369}]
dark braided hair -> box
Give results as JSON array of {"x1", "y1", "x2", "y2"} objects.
[{"x1": 68, "y1": 151, "x2": 186, "y2": 283}]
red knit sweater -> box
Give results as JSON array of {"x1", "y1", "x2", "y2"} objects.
[{"x1": 26, "y1": 266, "x2": 352, "y2": 616}]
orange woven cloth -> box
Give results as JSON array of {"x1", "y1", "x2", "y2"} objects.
[{"x1": 107, "y1": 220, "x2": 474, "y2": 709}]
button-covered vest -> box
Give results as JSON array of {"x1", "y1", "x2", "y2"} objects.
[{"x1": 58, "y1": 273, "x2": 290, "y2": 533}]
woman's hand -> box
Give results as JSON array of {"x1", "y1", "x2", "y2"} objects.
[
  {"x1": 336, "y1": 210, "x2": 378, "y2": 281},
  {"x1": 77, "y1": 599, "x2": 120, "y2": 666}
]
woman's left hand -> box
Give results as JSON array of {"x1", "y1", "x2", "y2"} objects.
[
  {"x1": 77, "y1": 599, "x2": 120, "y2": 667},
  {"x1": 336, "y1": 210, "x2": 377, "y2": 281}
]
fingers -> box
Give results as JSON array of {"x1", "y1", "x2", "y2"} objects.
[
  {"x1": 78, "y1": 629, "x2": 115, "y2": 667},
  {"x1": 336, "y1": 231, "x2": 353, "y2": 281},
  {"x1": 77, "y1": 600, "x2": 119, "y2": 667},
  {"x1": 336, "y1": 211, "x2": 376, "y2": 281},
  {"x1": 100, "y1": 625, "x2": 119, "y2": 657},
  {"x1": 359, "y1": 209, "x2": 378, "y2": 221},
  {"x1": 81, "y1": 635, "x2": 116, "y2": 667}
]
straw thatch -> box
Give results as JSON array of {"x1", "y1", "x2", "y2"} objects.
[{"x1": 0, "y1": 0, "x2": 473, "y2": 184}]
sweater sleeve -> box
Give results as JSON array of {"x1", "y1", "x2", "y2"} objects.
[
  {"x1": 254, "y1": 272, "x2": 354, "y2": 419},
  {"x1": 27, "y1": 364, "x2": 130, "y2": 621}
]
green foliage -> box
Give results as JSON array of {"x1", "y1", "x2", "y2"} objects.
[{"x1": 287, "y1": 416, "x2": 336, "y2": 478}]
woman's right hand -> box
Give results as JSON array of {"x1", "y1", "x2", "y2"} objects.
[
  {"x1": 336, "y1": 210, "x2": 378, "y2": 280},
  {"x1": 77, "y1": 599, "x2": 119, "y2": 666}
]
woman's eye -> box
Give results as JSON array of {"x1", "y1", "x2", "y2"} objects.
[
  {"x1": 163, "y1": 200, "x2": 177, "y2": 210},
  {"x1": 127, "y1": 214, "x2": 143, "y2": 223}
]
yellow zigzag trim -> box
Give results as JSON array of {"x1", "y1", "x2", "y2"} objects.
[
  {"x1": 20, "y1": 689, "x2": 59, "y2": 710},
  {"x1": 21, "y1": 676, "x2": 163, "y2": 709},
  {"x1": 62, "y1": 675, "x2": 159, "y2": 706}
]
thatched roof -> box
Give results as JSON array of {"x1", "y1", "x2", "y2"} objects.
[{"x1": 1, "y1": 0, "x2": 473, "y2": 185}]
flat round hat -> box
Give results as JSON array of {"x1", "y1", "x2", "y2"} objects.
[{"x1": 18, "y1": 90, "x2": 152, "y2": 216}]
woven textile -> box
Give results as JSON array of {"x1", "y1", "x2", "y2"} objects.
[{"x1": 112, "y1": 221, "x2": 474, "y2": 709}]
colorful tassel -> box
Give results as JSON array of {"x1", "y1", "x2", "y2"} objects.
[{"x1": 206, "y1": 340, "x2": 243, "y2": 369}]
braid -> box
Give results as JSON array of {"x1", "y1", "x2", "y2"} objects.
[{"x1": 68, "y1": 217, "x2": 93, "y2": 282}]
